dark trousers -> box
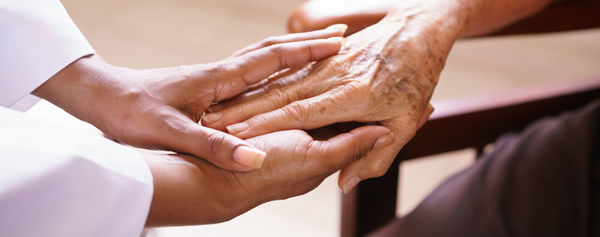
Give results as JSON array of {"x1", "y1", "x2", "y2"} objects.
[{"x1": 372, "y1": 100, "x2": 600, "y2": 237}]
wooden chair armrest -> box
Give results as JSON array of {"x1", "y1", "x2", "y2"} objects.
[{"x1": 402, "y1": 77, "x2": 600, "y2": 159}]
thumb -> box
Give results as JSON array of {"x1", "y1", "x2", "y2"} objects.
[
  {"x1": 171, "y1": 124, "x2": 267, "y2": 172},
  {"x1": 315, "y1": 125, "x2": 392, "y2": 172}
]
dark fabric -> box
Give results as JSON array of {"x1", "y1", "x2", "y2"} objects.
[{"x1": 371, "y1": 100, "x2": 600, "y2": 237}]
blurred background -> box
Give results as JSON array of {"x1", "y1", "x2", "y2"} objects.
[{"x1": 57, "y1": 0, "x2": 600, "y2": 236}]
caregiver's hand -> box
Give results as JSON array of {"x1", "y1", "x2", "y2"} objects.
[
  {"x1": 145, "y1": 125, "x2": 392, "y2": 226},
  {"x1": 32, "y1": 26, "x2": 347, "y2": 172},
  {"x1": 202, "y1": 1, "x2": 462, "y2": 190}
]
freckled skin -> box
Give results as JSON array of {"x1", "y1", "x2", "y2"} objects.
[{"x1": 206, "y1": 0, "x2": 556, "y2": 188}]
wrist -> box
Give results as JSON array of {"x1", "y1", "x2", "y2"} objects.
[
  {"x1": 32, "y1": 55, "x2": 112, "y2": 122},
  {"x1": 144, "y1": 152, "x2": 267, "y2": 226},
  {"x1": 385, "y1": 0, "x2": 555, "y2": 38},
  {"x1": 358, "y1": 0, "x2": 465, "y2": 79},
  {"x1": 381, "y1": 0, "x2": 467, "y2": 45},
  {"x1": 32, "y1": 55, "x2": 137, "y2": 132}
]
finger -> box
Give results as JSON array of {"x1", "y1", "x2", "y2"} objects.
[
  {"x1": 223, "y1": 90, "x2": 354, "y2": 139},
  {"x1": 165, "y1": 119, "x2": 267, "y2": 172},
  {"x1": 203, "y1": 77, "x2": 313, "y2": 131},
  {"x1": 207, "y1": 88, "x2": 267, "y2": 114},
  {"x1": 417, "y1": 104, "x2": 434, "y2": 129},
  {"x1": 306, "y1": 122, "x2": 364, "y2": 140},
  {"x1": 336, "y1": 105, "x2": 432, "y2": 192},
  {"x1": 203, "y1": 63, "x2": 324, "y2": 130},
  {"x1": 204, "y1": 87, "x2": 300, "y2": 131},
  {"x1": 337, "y1": 118, "x2": 417, "y2": 193},
  {"x1": 214, "y1": 37, "x2": 344, "y2": 101},
  {"x1": 207, "y1": 65, "x2": 309, "y2": 113},
  {"x1": 312, "y1": 125, "x2": 392, "y2": 173},
  {"x1": 231, "y1": 24, "x2": 348, "y2": 57}
]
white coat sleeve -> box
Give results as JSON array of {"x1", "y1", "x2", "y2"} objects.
[
  {"x1": 0, "y1": 107, "x2": 153, "y2": 237},
  {"x1": 0, "y1": 0, "x2": 95, "y2": 110}
]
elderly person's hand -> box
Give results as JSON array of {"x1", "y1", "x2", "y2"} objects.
[
  {"x1": 32, "y1": 26, "x2": 347, "y2": 172},
  {"x1": 144, "y1": 124, "x2": 392, "y2": 226},
  {"x1": 201, "y1": 1, "x2": 463, "y2": 192},
  {"x1": 202, "y1": 0, "x2": 555, "y2": 192}
]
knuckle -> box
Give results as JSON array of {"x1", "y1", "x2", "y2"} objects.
[
  {"x1": 307, "y1": 142, "x2": 328, "y2": 165},
  {"x1": 270, "y1": 45, "x2": 288, "y2": 68},
  {"x1": 260, "y1": 36, "x2": 279, "y2": 47},
  {"x1": 249, "y1": 113, "x2": 271, "y2": 128},
  {"x1": 283, "y1": 101, "x2": 311, "y2": 125},
  {"x1": 351, "y1": 144, "x2": 366, "y2": 162},
  {"x1": 261, "y1": 81, "x2": 283, "y2": 94},
  {"x1": 203, "y1": 131, "x2": 228, "y2": 158},
  {"x1": 305, "y1": 42, "x2": 315, "y2": 61},
  {"x1": 367, "y1": 159, "x2": 392, "y2": 178},
  {"x1": 209, "y1": 61, "x2": 230, "y2": 75},
  {"x1": 264, "y1": 87, "x2": 295, "y2": 107},
  {"x1": 327, "y1": 57, "x2": 349, "y2": 72},
  {"x1": 268, "y1": 44, "x2": 284, "y2": 55}
]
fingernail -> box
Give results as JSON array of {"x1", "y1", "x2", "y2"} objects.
[
  {"x1": 427, "y1": 104, "x2": 435, "y2": 113},
  {"x1": 233, "y1": 146, "x2": 267, "y2": 169},
  {"x1": 327, "y1": 37, "x2": 346, "y2": 46},
  {"x1": 326, "y1": 24, "x2": 348, "y2": 35},
  {"x1": 226, "y1": 122, "x2": 248, "y2": 134},
  {"x1": 202, "y1": 113, "x2": 221, "y2": 124},
  {"x1": 342, "y1": 176, "x2": 361, "y2": 194},
  {"x1": 373, "y1": 132, "x2": 395, "y2": 149}
]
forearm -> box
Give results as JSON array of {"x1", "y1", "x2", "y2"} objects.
[
  {"x1": 456, "y1": 0, "x2": 557, "y2": 37},
  {"x1": 383, "y1": 0, "x2": 557, "y2": 39}
]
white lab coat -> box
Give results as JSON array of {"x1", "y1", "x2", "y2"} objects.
[{"x1": 0, "y1": 0, "x2": 154, "y2": 236}]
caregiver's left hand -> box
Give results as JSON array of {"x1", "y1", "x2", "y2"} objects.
[{"x1": 33, "y1": 27, "x2": 346, "y2": 172}]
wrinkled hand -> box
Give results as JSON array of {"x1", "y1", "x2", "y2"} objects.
[
  {"x1": 145, "y1": 124, "x2": 392, "y2": 226},
  {"x1": 202, "y1": 2, "x2": 462, "y2": 191},
  {"x1": 32, "y1": 26, "x2": 347, "y2": 172}
]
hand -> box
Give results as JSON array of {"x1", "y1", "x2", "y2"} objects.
[
  {"x1": 202, "y1": 1, "x2": 463, "y2": 191},
  {"x1": 32, "y1": 26, "x2": 347, "y2": 172},
  {"x1": 144, "y1": 124, "x2": 392, "y2": 226}
]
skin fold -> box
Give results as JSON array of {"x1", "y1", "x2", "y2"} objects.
[{"x1": 202, "y1": 0, "x2": 556, "y2": 192}]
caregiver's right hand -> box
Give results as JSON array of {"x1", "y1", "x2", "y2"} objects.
[
  {"x1": 32, "y1": 25, "x2": 347, "y2": 173},
  {"x1": 144, "y1": 124, "x2": 392, "y2": 226}
]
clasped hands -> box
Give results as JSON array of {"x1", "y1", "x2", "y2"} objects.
[{"x1": 34, "y1": 20, "x2": 437, "y2": 225}]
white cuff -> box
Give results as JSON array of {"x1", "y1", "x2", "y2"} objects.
[{"x1": 0, "y1": 0, "x2": 95, "y2": 109}]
